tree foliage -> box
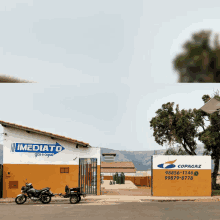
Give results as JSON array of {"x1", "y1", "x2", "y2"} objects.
[
  {"x1": 150, "y1": 90, "x2": 220, "y2": 188},
  {"x1": 150, "y1": 102, "x2": 202, "y2": 155},
  {"x1": 0, "y1": 75, "x2": 32, "y2": 83},
  {"x1": 164, "y1": 146, "x2": 188, "y2": 155},
  {"x1": 198, "y1": 91, "x2": 220, "y2": 187},
  {"x1": 173, "y1": 30, "x2": 220, "y2": 82}
]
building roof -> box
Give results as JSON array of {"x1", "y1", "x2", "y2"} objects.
[
  {"x1": 101, "y1": 161, "x2": 136, "y2": 168},
  {"x1": 102, "y1": 153, "x2": 116, "y2": 156},
  {"x1": 134, "y1": 171, "x2": 151, "y2": 176},
  {"x1": 101, "y1": 168, "x2": 136, "y2": 173},
  {"x1": 0, "y1": 120, "x2": 89, "y2": 147}
]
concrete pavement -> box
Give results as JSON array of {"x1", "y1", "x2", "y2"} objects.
[
  {"x1": 1, "y1": 195, "x2": 220, "y2": 204},
  {"x1": 101, "y1": 180, "x2": 138, "y2": 189}
]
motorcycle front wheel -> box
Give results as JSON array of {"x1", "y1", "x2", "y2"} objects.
[
  {"x1": 15, "y1": 195, "x2": 27, "y2": 205},
  {"x1": 41, "y1": 195, "x2": 51, "y2": 204}
]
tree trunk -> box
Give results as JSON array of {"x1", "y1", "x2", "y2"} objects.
[{"x1": 212, "y1": 158, "x2": 219, "y2": 189}]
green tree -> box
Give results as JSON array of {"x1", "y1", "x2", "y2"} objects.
[
  {"x1": 0, "y1": 75, "x2": 34, "y2": 83},
  {"x1": 150, "y1": 102, "x2": 202, "y2": 155},
  {"x1": 150, "y1": 92, "x2": 220, "y2": 188},
  {"x1": 198, "y1": 91, "x2": 220, "y2": 189},
  {"x1": 173, "y1": 30, "x2": 220, "y2": 82},
  {"x1": 164, "y1": 146, "x2": 188, "y2": 155}
]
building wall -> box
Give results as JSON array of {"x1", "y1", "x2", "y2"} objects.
[
  {"x1": 3, "y1": 127, "x2": 101, "y2": 198},
  {"x1": 3, "y1": 164, "x2": 77, "y2": 198},
  {"x1": 3, "y1": 127, "x2": 100, "y2": 165},
  {"x1": 103, "y1": 175, "x2": 151, "y2": 187},
  {"x1": 102, "y1": 172, "x2": 150, "y2": 176},
  {"x1": 152, "y1": 155, "x2": 211, "y2": 196}
]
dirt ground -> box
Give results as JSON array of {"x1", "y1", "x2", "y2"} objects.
[
  {"x1": 136, "y1": 186, "x2": 151, "y2": 189},
  {"x1": 101, "y1": 186, "x2": 151, "y2": 196}
]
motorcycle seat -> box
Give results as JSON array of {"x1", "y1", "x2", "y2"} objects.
[
  {"x1": 69, "y1": 187, "x2": 80, "y2": 192},
  {"x1": 35, "y1": 188, "x2": 49, "y2": 193}
]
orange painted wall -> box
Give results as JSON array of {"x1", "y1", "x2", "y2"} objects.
[
  {"x1": 103, "y1": 176, "x2": 113, "y2": 180},
  {"x1": 103, "y1": 176, "x2": 151, "y2": 187},
  {"x1": 3, "y1": 164, "x2": 101, "y2": 198},
  {"x1": 153, "y1": 169, "x2": 211, "y2": 196},
  {"x1": 133, "y1": 176, "x2": 151, "y2": 187}
]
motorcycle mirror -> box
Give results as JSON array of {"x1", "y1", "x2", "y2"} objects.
[{"x1": 23, "y1": 178, "x2": 28, "y2": 184}]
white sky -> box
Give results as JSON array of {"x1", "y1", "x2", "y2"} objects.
[
  {"x1": 0, "y1": 83, "x2": 219, "y2": 151},
  {"x1": 1, "y1": 1, "x2": 220, "y2": 151}
]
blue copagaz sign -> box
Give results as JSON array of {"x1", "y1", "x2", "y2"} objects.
[{"x1": 11, "y1": 142, "x2": 65, "y2": 157}]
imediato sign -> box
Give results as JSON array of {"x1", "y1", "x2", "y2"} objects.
[{"x1": 11, "y1": 142, "x2": 65, "y2": 157}]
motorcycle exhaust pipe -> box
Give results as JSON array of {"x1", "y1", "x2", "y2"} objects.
[{"x1": 30, "y1": 198, "x2": 40, "y2": 201}]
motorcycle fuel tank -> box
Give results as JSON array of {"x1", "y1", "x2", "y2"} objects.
[{"x1": 27, "y1": 188, "x2": 36, "y2": 193}]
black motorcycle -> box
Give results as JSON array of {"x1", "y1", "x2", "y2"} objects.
[{"x1": 15, "y1": 181, "x2": 55, "y2": 205}]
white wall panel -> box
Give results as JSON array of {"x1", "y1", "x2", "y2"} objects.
[
  {"x1": 3, "y1": 127, "x2": 100, "y2": 165},
  {"x1": 153, "y1": 155, "x2": 211, "y2": 170}
]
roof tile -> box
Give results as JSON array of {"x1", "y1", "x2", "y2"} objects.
[
  {"x1": 0, "y1": 120, "x2": 89, "y2": 146},
  {"x1": 101, "y1": 168, "x2": 136, "y2": 173},
  {"x1": 101, "y1": 161, "x2": 135, "y2": 168}
]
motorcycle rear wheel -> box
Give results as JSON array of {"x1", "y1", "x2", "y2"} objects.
[
  {"x1": 41, "y1": 195, "x2": 51, "y2": 204},
  {"x1": 70, "y1": 195, "x2": 78, "y2": 204},
  {"x1": 78, "y1": 196, "x2": 81, "y2": 202},
  {"x1": 15, "y1": 195, "x2": 27, "y2": 205}
]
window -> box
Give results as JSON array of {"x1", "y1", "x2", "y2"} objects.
[{"x1": 60, "y1": 167, "x2": 69, "y2": 173}]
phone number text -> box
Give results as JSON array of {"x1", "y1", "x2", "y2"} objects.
[
  {"x1": 165, "y1": 176, "x2": 193, "y2": 180},
  {"x1": 165, "y1": 171, "x2": 194, "y2": 175}
]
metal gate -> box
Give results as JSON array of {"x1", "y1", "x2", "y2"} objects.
[{"x1": 79, "y1": 158, "x2": 97, "y2": 194}]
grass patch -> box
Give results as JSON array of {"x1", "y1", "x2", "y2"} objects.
[{"x1": 212, "y1": 190, "x2": 220, "y2": 196}]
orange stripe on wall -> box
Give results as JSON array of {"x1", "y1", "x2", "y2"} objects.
[
  {"x1": 3, "y1": 164, "x2": 101, "y2": 198},
  {"x1": 153, "y1": 169, "x2": 211, "y2": 196},
  {"x1": 103, "y1": 176, "x2": 151, "y2": 187}
]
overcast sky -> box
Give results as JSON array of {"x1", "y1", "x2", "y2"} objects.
[
  {"x1": 2, "y1": 0, "x2": 220, "y2": 84},
  {"x1": 1, "y1": 1, "x2": 220, "y2": 151},
  {"x1": 0, "y1": 83, "x2": 219, "y2": 152}
]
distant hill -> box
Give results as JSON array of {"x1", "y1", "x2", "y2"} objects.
[
  {"x1": 0, "y1": 143, "x2": 216, "y2": 171},
  {"x1": 101, "y1": 144, "x2": 216, "y2": 172},
  {"x1": 101, "y1": 147, "x2": 169, "y2": 171}
]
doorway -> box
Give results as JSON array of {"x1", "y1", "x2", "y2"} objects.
[{"x1": 79, "y1": 158, "x2": 97, "y2": 194}]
